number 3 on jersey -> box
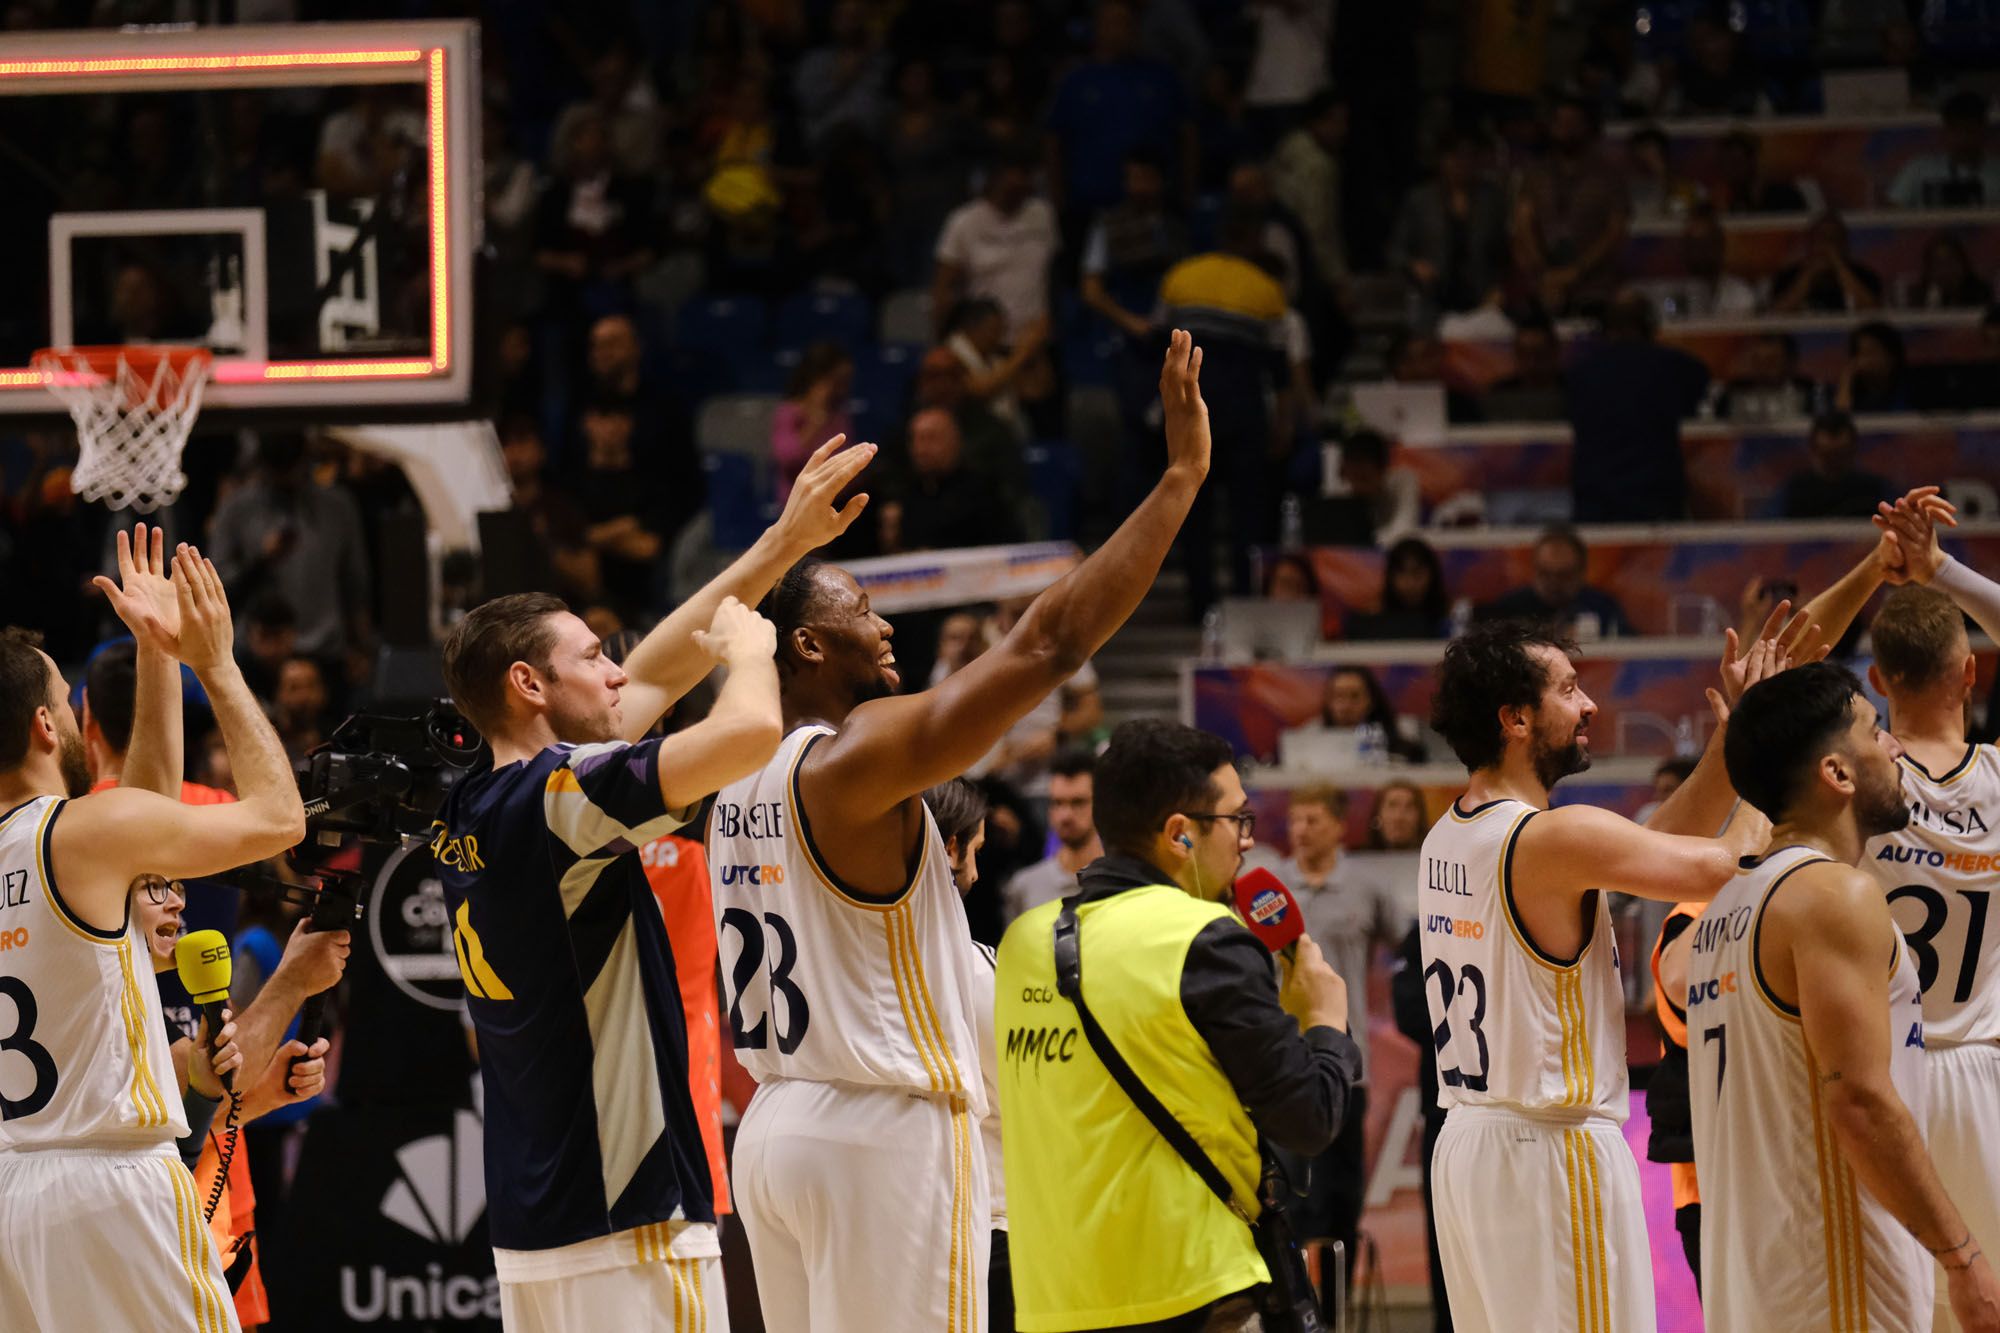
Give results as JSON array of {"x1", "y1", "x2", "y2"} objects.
[
  {"x1": 721, "y1": 908, "x2": 812, "y2": 1055},
  {"x1": 1426, "y1": 959, "x2": 1490, "y2": 1091},
  {"x1": 0, "y1": 976, "x2": 59, "y2": 1120}
]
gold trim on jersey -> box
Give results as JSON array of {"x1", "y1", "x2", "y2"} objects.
[
  {"x1": 942, "y1": 1101, "x2": 976, "y2": 1333},
  {"x1": 668, "y1": 1256, "x2": 707, "y2": 1333},
  {"x1": 1808, "y1": 1050, "x2": 1868, "y2": 1332},
  {"x1": 1899, "y1": 742, "x2": 1982, "y2": 787},
  {"x1": 903, "y1": 906, "x2": 966, "y2": 1094},
  {"x1": 1495, "y1": 808, "x2": 1595, "y2": 973},
  {"x1": 1562, "y1": 1129, "x2": 1610, "y2": 1332},
  {"x1": 1446, "y1": 797, "x2": 1515, "y2": 824},
  {"x1": 1556, "y1": 969, "x2": 1595, "y2": 1108},
  {"x1": 165, "y1": 1156, "x2": 227, "y2": 1333},
  {"x1": 117, "y1": 938, "x2": 170, "y2": 1128},
  {"x1": 31, "y1": 798, "x2": 122, "y2": 946},
  {"x1": 884, "y1": 908, "x2": 945, "y2": 1094},
  {"x1": 1748, "y1": 856, "x2": 1832, "y2": 1022}
]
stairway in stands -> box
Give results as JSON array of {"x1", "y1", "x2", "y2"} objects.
[{"x1": 1094, "y1": 568, "x2": 1202, "y2": 730}]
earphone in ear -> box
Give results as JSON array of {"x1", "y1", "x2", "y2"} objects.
[{"x1": 1178, "y1": 834, "x2": 1194, "y2": 850}]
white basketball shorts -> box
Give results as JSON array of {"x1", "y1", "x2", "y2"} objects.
[{"x1": 1930, "y1": 1042, "x2": 2000, "y2": 1333}]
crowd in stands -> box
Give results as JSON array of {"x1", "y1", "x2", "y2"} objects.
[{"x1": 6, "y1": 1, "x2": 2000, "y2": 719}]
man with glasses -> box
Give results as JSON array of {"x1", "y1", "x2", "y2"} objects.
[{"x1": 996, "y1": 718, "x2": 1359, "y2": 1332}]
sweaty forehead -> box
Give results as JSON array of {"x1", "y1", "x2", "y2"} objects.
[{"x1": 812, "y1": 565, "x2": 868, "y2": 617}]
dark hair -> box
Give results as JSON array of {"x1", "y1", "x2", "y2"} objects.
[
  {"x1": 1365, "y1": 779, "x2": 1432, "y2": 850},
  {"x1": 1123, "y1": 146, "x2": 1165, "y2": 174},
  {"x1": 1872, "y1": 585, "x2": 1970, "y2": 693},
  {"x1": 1809, "y1": 408, "x2": 1857, "y2": 444},
  {"x1": 1324, "y1": 665, "x2": 1396, "y2": 730},
  {"x1": 1262, "y1": 551, "x2": 1321, "y2": 598},
  {"x1": 1341, "y1": 430, "x2": 1390, "y2": 469},
  {"x1": 924, "y1": 777, "x2": 990, "y2": 846},
  {"x1": 1051, "y1": 746, "x2": 1097, "y2": 781},
  {"x1": 1554, "y1": 93, "x2": 1600, "y2": 131},
  {"x1": 84, "y1": 640, "x2": 139, "y2": 755},
  {"x1": 1217, "y1": 206, "x2": 1266, "y2": 256},
  {"x1": 0, "y1": 627, "x2": 51, "y2": 773},
  {"x1": 1723, "y1": 662, "x2": 1866, "y2": 821},
  {"x1": 1601, "y1": 290, "x2": 1658, "y2": 340},
  {"x1": 1536, "y1": 522, "x2": 1588, "y2": 563},
  {"x1": 784, "y1": 340, "x2": 853, "y2": 400},
  {"x1": 1091, "y1": 719, "x2": 1235, "y2": 857},
  {"x1": 441, "y1": 592, "x2": 569, "y2": 736},
  {"x1": 1431, "y1": 620, "x2": 1579, "y2": 772},
  {"x1": 758, "y1": 557, "x2": 832, "y2": 676},
  {"x1": 1382, "y1": 537, "x2": 1449, "y2": 621}
]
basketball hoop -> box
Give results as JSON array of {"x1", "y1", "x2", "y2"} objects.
[{"x1": 33, "y1": 345, "x2": 213, "y2": 513}]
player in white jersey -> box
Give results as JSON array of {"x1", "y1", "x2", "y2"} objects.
[
  {"x1": 0, "y1": 538, "x2": 307, "y2": 1331},
  {"x1": 1849, "y1": 495, "x2": 2000, "y2": 1330},
  {"x1": 713, "y1": 329, "x2": 1212, "y2": 1333},
  {"x1": 1420, "y1": 613, "x2": 1794, "y2": 1332},
  {"x1": 1689, "y1": 662, "x2": 2000, "y2": 1331}
]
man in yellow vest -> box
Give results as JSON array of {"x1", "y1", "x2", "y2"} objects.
[{"x1": 996, "y1": 718, "x2": 1360, "y2": 1332}]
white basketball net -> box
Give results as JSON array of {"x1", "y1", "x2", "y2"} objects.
[{"x1": 34, "y1": 347, "x2": 212, "y2": 513}]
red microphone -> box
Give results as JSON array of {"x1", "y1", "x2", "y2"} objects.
[{"x1": 1233, "y1": 867, "x2": 1306, "y2": 958}]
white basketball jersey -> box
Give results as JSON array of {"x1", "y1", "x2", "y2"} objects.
[
  {"x1": 708, "y1": 726, "x2": 986, "y2": 1114},
  {"x1": 0, "y1": 796, "x2": 184, "y2": 1150},
  {"x1": 1864, "y1": 743, "x2": 2000, "y2": 1045},
  {"x1": 1418, "y1": 798, "x2": 1627, "y2": 1120},
  {"x1": 1690, "y1": 845, "x2": 1932, "y2": 1332},
  {"x1": 970, "y1": 939, "x2": 1005, "y2": 1229}
]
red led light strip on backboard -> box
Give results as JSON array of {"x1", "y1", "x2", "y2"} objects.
[{"x1": 0, "y1": 45, "x2": 451, "y2": 394}]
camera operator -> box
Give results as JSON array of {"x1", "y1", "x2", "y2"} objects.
[
  {"x1": 432, "y1": 440, "x2": 873, "y2": 1332},
  {"x1": 995, "y1": 719, "x2": 1360, "y2": 1333}
]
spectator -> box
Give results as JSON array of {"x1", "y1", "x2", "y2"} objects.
[
  {"x1": 932, "y1": 149, "x2": 1060, "y2": 342},
  {"x1": 533, "y1": 109, "x2": 656, "y2": 303},
  {"x1": 1626, "y1": 125, "x2": 1705, "y2": 222},
  {"x1": 1155, "y1": 209, "x2": 1295, "y2": 613},
  {"x1": 1634, "y1": 755, "x2": 1701, "y2": 825},
  {"x1": 1263, "y1": 552, "x2": 1321, "y2": 601},
  {"x1": 1277, "y1": 782, "x2": 1403, "y2": 1272},
  {"x1": 772, "y1": 343, "x2": 856, "y2": 504},
  {"x1": 1224, "y1": 164, "x2": 1313, "y2": 304},
  {"x1": 1365, "y1": 779, "x2": 1434, "y2": 851},
  {"x1": 793, "y1": 0, "x2": 891, "y2": 149},
  {"x1": 1387, "y1": 128, "x2": 1509, "y2": 323},
  {"x1": 1192, "y1": 65, "x2": 1256, "y2": 195},
  {"x1": 884, "y1": 57, "x2": 975, "y2": 287},
  {"x1": 1911, "y1": 232, "x2": 1992, "y2": 309},
  {"x1": 1513, "y1": 96, "x2": 1630, "y2": 316},
  {"x1": 944, "y1": 298, "x2": 1052, "y2": 446},
  {"x1": 274, "y1": 655, "x2": 332, "y2": 759},
  {"x1": 699, "y1": 75, "x2": 792, "y2": 293},
  {"x1": 1290, "y1": 665, "x2": 1428, "y2": 764},
  {"x1": 1349, "y1": 537, "x2": 1451, "y2": 641},
  {"x1": 1477, "y1": 523, "x2": 1637, "y2": 639},
  {"x1": 1270, "y1": 90, "x2": 1348, "y2": 295},
  {"x1": 236, "y1": 594, "x2": 296, "y2": 705},
  {"x1": 1712, "y1": 129, "x2": 1808, "y2": 214},
  {"x1": 1243, "y1": 0, "x2": 1335, "y2": 144},
  {"x1": 928, "y1": 609, "x2": 986, "y2": 687},
  {"x1": 550, "y1": 45, "x2": 664, "y2": 179},
  {"x1": 315, "y1": 86, "x2": 424, "y2": 200},
  {"x1": 1641, "y1": 204, "x2": 1758, "y2": 320},
  {"x1": 1719, "y1": 331, "x2": 1820, "y2": 423},
  {"x1": 1780, "y1": 410, "x2": 1893, "y2": 519},
  {"x1": 500, "y1": 415, "x2": 598, "y2": 603},
  {"x1": 1387, "y1": 329, "x2": 1484, "y2": 424},
  {"x1": 1136, "y1": 0, "x2": 1210, "y2": 98},
  {"x1": 570, "y1": 400, "x2": 669, "y2": 616},
  {"x1": 969, "y1": 599, "x2": 1107, "y2": 794},
  {"x1": 1044, "y1": 0, "x2": 1193, "y2": 224},
  {"x1": 879, "y1": 408, "x2": 1023, "y2": 553},
  {"x1": 1482, "y1": 312, "x2": 1570, "y2": 422},
  {"x1": 1080, "y1": 150, "x2": 1189, "y2": 350},
  {"x1": 210, "y1": 433, "x2": 372, "y2": 668},
  {"x1": 1769, "y1": 211, "x2": 1884, "y2": 314},
  {"x1": 1835, "y1": 319, "x2": 1911, "y2": 413},
  {"x1": 1000, "y1": 748, "x2": 1104, "y2": 923},
  {"x1": 1337, "y1": 430, "x2": 1421, "y2": 544},
  {"x1": 1889, "y1": 90, "x2": 2000, "y2": 209},
  {"x1": 1664, "y1": 14, "x2": 1773, "y2": 118},
  {"x1": 1566, "y1": 291, "x2": 1710, "y2": 522}
]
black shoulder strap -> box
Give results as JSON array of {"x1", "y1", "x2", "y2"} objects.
[{"x1": 1054, "y1": 895, "x2": 1250, "y2": 1223}]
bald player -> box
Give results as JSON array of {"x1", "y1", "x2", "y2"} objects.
[{"x1": 709, "y1": 329, "x2": 1212, "y2": 1332}]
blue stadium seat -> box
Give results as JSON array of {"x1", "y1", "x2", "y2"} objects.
[
  {"x1": 776, "y1": 289, "x2": 874, "y2": 354},
  {"x1": 674, "y1": 296, "x2": 769, "y2": 374},
  {"x1": 702, "y1": 452, "x2": 776, "y2": 551},
  {"x1": 851, "y1": 343, "x2": 921, "y2": 437},
  {"x1": 1060, "y1": 323, "x2": 1122, "y2": 388},
  {"x1": 1025, "y1": 438, "x2": 1083, "y2": 541}
]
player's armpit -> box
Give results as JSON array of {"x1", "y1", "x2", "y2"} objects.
[{"x1": 1513, "y1": 803, "x2": 1738, "y2": 906}]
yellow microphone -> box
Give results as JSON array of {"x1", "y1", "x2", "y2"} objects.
[{"x1": 174, "y1": 929, "x2": 234, "y2": 1092}]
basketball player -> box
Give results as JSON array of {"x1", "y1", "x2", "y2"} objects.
[
  {"x1": 1851, "y1": 496, "x2": 2000, "y2": 1331},
  {"x1": 432, "y1": 439, "x2": 872, "y2": 1332},
  {"x1": 1420, "y1": 611, "x2": 1797, "y2": 1333},
  {"x1": 1689, "y1": 663, "x2": 2000, "y2": 1332},
  {"x1": 710, "y1": 329, "x2": 1211, "y2": 1333},
  {"x1": 0, "y1": 547, "x2": 306, "y2": 1332}
]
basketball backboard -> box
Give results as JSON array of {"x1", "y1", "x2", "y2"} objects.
[{"x1": 0, "y1": 20, "x2": 480, "y2": 419}]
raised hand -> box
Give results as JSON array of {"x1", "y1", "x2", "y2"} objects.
[
  {"x1": 1711, "y1": 599, "x2": 1821, "y2": 723},
  {"x1": 171, "y1": 546, "x2": 236, "y2": 673},
  {"x1": 693, "y1": 596, "x2": 778, "y2": 668},
  {"x1": 1874, "y1": 485, "x2": 1957, "y2": 586},
  {"x1": 93, "y1": 524, "x2": 182, "y2": 656},
  {"x1": 773, "y1": 435, "x2": 876, "y2": 556},
  {"x1": 1158, "y1": 329, "x2": 1212, "y2": 480}
]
